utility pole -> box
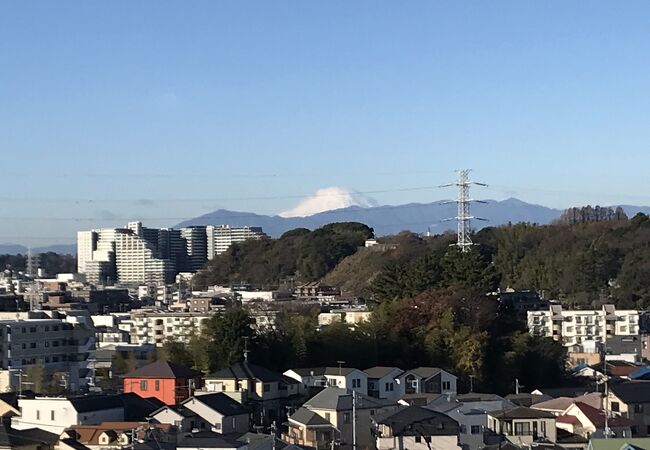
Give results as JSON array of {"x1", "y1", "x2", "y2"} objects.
[
  {"x1": 440, "y1": 169, "x2": 487, "y2": 252},
  {"x1": 243, "y1": 337, "x2": 250, "y2": 363},
  {"x1": 352, "y1": 390, "x2": 357, "y2": 450},
  {"x1": 270, "y1": 421, "x2": 277, "y2": 450}
]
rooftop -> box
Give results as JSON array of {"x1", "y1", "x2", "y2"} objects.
[
  {"x1": 209, "y1": 362, "x2": 297, "y2": 384},
  {"x1": 124, "y1": 360, "x2": 203, "y2": 379},
  {"x1": 489, "y1": 406, "x2": 555, "y2": 420},
  {"x1": 290, "y1": 407, "x2": 332, "y2": 427}
]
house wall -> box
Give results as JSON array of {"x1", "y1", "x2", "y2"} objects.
[
  {"x1": 371, "y1": 371, "x2": 406, "y2": 400},
  {"x1": 377, "y1": 435, "x2": 460, "y2": 450},
  {"x1": 12, "y1": 398, "x2": 123, "y2": 434},
  {"x1": 440, "y1": 372, "x2": 458, "y2": 395},
  {"x1": 487, "y1": 417, "x2": 556, "y2": 445},
  {"x1": 324, "y1": 372, "x2": 368, "y2": 395},
  {"x1": 124, "y1": 377, "x2": 182, "y2": 405},
  {"x1": 607, "y1": 392, "x2": 650, "y2": 436},
  {"x1": 182, "y1": 397, "x2": 249, "y2": 434},
  {"x1": 152, "y1": 408, "x2": 202, "y2": 432},
  {"x1": 309, "y1": 405, "x2": 398, "y2": 450}
]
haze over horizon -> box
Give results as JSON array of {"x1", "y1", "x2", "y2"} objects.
[{"x1": 1, "y1": 1, "x2": 649, "y2": 245}]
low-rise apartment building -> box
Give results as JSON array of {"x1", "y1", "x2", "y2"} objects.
[
  {"x1": 0, "y1": 310, "x2": 95, "y2": 392},
  {"x1": 528, "y1": 305, "x2": 640, "y2": 347},
  {"x1": 129, "y1": 311, "x2": 212, "y2": 346}
]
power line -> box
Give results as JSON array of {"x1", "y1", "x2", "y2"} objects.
[{"x1": 0, "y1": 184, "x2": 446, "y2": 204}]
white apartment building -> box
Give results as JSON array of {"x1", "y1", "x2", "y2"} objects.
[
  {"x1": 528, "y1": 304, "x2": 640, "y2": 347},
  {"x1": 206, "y1": 225, "x2": 267, "y2": 258},
  {"x1": 129, "y1": 311, "x2": 213, "y2": 346}
]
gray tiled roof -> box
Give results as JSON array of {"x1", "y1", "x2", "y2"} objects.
[
  {"x1": 290, "y1": 407, "x2": 332, "y2": 426},
  {"x1": 304, "y1": 387, "x2": 395, "y2": 411},
  {"x1": 364, "y1": 367, "x2": 403, "y2": 379}
]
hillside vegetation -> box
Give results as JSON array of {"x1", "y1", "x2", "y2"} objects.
[
  {"x1": 193, "y1": 222, "x2": 373, "y2": 289},
  {"x1": 194, "y1": 208, "x2": 650, "y2": 309}
]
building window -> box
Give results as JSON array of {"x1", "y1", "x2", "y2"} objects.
[
  {"x1": 140, "y1": 380, "x2": 148, "y2": 391},
  {"x1": 51, "y1": 410, "x2": 55, "y2": 421},
  {"x1": 415, "y1": 436, "x2": 422, "y2": 443},
  {"x1": 155, "y1": 380, "x2": 160, "y2": 391},
  {"x1": 471, "y1": 425, "x2": 481, "y2": 435},
  {"x1": 343, "y1": 413, "x2": 350, "y2": 424},
  {"x1": 36, "y1": 410, "x2": 40, "y2": 420},
  {"x1": 263, "y1": 383, "x2": 271, "y2": 392},
  {"x1": 325, "y1": 413, "x2": 331, "y2": 421},
  {"x1": 514, "y1": 422, "x2": 530, "y2": 436},
  {"x1": 442, "y1": 381, "x2": 451, "y2": 390},
  {"x1": 352, "y1": 378, "x2": 361, "y2": 388},
  {"x1": 635, "y1": 404, "x2": 644, "y2": 414},
  {"x1": 612, "y1": 402, "x2": 620, "y2": 412}
]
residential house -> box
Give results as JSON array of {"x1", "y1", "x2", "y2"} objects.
[
  {"x1": 150, "y1": 404, "x2": 205, "y2": 432},
  {"x1": 283, "y1": 407, "x2": 336, "y2": 450},
  {"x1": 182, "y1": 393, "x2": 249, "y2": 434},
  {"x1": 303, "y1": 387, "x2": 399, "y2": 450},
  {"x1": 374, "y1": 405, "x2": 461, "y2": 450},
  {"x1": 284, "y1": 367, "x2": 368, "y2": 395},
  {"x1": 429, "y1": 393, "x2": 517, "y2": 450},
  {"x1": 123, "y1": 360, "x2": 203, "y2": 405},
  {"x1": 531, "y1": 394, "x2": 602, "y2": 416},
  {"x1": 12, "y1": 396, "x2": 126, "y2": 434},
  {"x1": 11, "y1": 394, "x2": 162, "y2": 435},
  {"x1": 0, "y1": 418, "x2": 58, "y2": 450},
  {"x1": 365, "y1": 367, "x2": 405, "y2": 400},
  {"x1": 174, "y1": 431, "x2": 249, "y2": 450},
  {"x1": 487, "y1": 406, "x2": 556, "y2": 446},
  {"x1": 556, "y1": 402, "x2": 632, "y2": 439},
  {"x1": 0, "y1": 392, "x2": 27, "y2": 417},
  {"x1": 608, "y1": 381, "x2": 650, "y2": 436},
  {"x1": 203, "y1": 362, "x2": 300, "y2": 428},
  {"x1": 403, "y1": 368, "x2": 457, "y2": 396},
  {"x1": 62, "y1": 422, "x2": 170, "y2": 450}
]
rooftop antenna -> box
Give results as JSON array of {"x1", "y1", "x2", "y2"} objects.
[
  {"x1": 440, "y1": 169, "x2": 488, "y2": 252},
  {"x1": 337, "y1": 360, "x2": 345, "y2": 376}
]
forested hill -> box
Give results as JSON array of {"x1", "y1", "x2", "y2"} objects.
[
  {"x1": 194, "y1": 211, "x2": 650, "y2": 309},
  {"x1": 192, "y1": 222, "x2": 374, "y2": 289}
]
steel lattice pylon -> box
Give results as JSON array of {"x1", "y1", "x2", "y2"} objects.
[{"x1": 441, "y1": 169, "x2": 487, "y2": 252}]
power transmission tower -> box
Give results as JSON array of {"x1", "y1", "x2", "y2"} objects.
[{"x1": 440, "y1": 169, "x2": 487, "y2": 252}]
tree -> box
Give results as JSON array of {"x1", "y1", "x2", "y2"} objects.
[
  {"x1": 204, "y1": 307, "x2": 254, "y2": 371},
  {"x1": 161, "y1": 339, "x2": 194, "y2": 368}
]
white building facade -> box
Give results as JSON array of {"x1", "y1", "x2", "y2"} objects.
[
  {"x1": 528, "y1": 305, "x2": 640, "y2": 347},
  {"x1": 206, "y1": 225, "x2": 267, "y2": 258}
]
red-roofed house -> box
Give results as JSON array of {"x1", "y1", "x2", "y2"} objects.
[
  {"x1": 123, "y1": 360, "x2": 203, "y2": 405},
  {"x1": 557, "y1": 402, "x2": 632, "y2": 439}
]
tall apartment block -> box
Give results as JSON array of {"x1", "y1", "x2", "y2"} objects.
[
  {"x1": 78, "y1": 222, "x2": 265, "y2": 284},
  {"x1": 206, "y1": 225, "x2": 267, "y2": 258}
]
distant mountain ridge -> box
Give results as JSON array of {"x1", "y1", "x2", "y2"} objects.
[
  {"x1": 0, "y1": 244, "x2": 77, "y2": 256},
  {"x1": 177, "y1": 197, "x2": 566, "y2": 237},
  {"x1": 2, "y1": 200, "x2": 649, "y2": 255}
]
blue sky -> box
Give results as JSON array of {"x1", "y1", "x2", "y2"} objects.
[{"x1": 1, "y1": 1, "x2": 649, "y2": 245}]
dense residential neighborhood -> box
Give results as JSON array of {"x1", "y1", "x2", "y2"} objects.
[{"x1": 3, "y1": 216, "x2": 650, "y2": 450}]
